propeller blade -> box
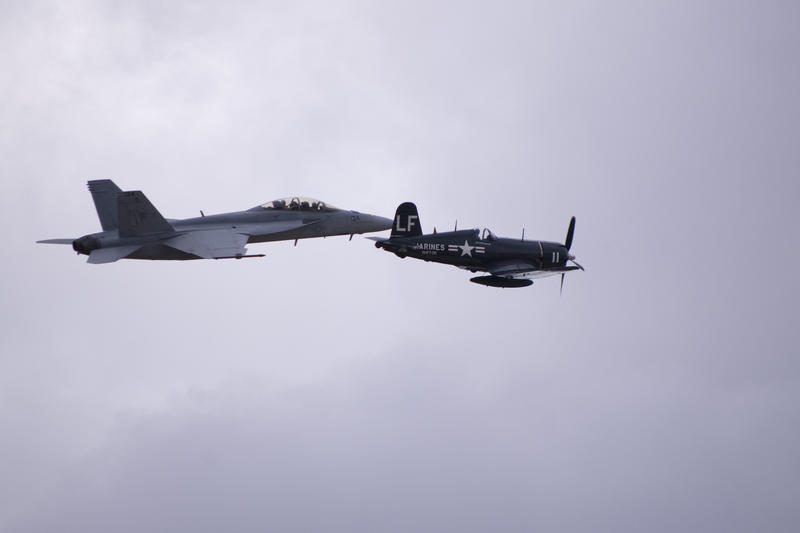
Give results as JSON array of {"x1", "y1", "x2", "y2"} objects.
[
  {"x1": 570, "y1": 259, "x2": 585, "y2": 271},
  {"x1": 564, "y1": 216, "x2": 576, "y2": 251},
  {"x1": 560, "y1": 273, "x2": 565, "y2": 296}
]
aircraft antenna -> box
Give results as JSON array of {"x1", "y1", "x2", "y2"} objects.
[
  {"x1": 454, "y1": 220, "x2": 458, "y2": 231},
  {"x1": 200, "y1": 210, "x2": 205, "y2": 217},
  {"x1": 521, "y1": 228, "x2": 525, "y2": 241}
]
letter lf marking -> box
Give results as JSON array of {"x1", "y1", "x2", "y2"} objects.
[{"x1": 395, "y1": 214, "x2": 418, "y2": 232}]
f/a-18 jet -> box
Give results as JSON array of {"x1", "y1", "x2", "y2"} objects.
[
  {"x1": 38, "y1": 180, "x2": 392, "y2": 263},
  {"x1": 370, "y1": 202, "x2": 584, "y2": 289}
]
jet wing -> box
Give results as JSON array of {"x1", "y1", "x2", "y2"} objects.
[
  {"x1": 88, "y1": 245, "x2": 142, "y2": 264},
  {"x1": 164, "y1": 229, "x2": 249, "y2": 259},
  {"x1": 234, "y1": 219, "x2": 315, "y2": 237}
]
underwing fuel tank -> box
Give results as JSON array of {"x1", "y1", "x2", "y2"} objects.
[{"x1": 470, "y1": 275, "x2": 533, "y2": 288}]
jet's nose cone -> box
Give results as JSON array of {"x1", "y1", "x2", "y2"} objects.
[{"x1": 353, "y1": 213, "x2": 393, "y2": 234}]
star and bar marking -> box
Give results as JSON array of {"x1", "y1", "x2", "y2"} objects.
[{"x1": 446, "y1": 240, "x2": 485, "y2": 257}]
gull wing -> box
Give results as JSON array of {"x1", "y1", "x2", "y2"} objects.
[
  {"x1": 163, "y1": 230, "x2": 249, "y2": 259},
  {"x1": 488, "y1": 261, "x2": 581, "y2": 280},
  {"x1": 487, "y1": 261, "x2": 541, "y2": 278}
]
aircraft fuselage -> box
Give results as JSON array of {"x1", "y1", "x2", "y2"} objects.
[
  {"x1": 375, "y1": 229, "x2": 571, "y2": 276},
  {"x1": 40, "y1": 180, "x2": 392, "y2": 263}
]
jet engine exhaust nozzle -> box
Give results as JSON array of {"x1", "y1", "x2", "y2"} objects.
[{"x1": 72, "y1": 236, "x2": 100, "y2": 255}]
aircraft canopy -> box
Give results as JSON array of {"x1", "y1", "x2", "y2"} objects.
[
  {"x1": 253, "y1": 197, "x2": 340, "y2": 212},
  {"x1": 481, "y1": 228, "x2": 497, "y2": 241}
]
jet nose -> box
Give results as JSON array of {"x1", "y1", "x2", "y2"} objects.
[{"x1": 352, "y1": 212, "x2": 393, "y2": 234}]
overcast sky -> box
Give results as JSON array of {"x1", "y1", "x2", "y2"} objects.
[{"x1": 2, "y1": 1, "x2": 799, "y2": 532}]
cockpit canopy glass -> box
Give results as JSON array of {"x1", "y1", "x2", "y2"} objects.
[
  {"x1": 253, "y1": 197, "x2": 339, "y2": 212},
  {"x1": 481, "y1": 228, "x2": 496, "y2": 241}
]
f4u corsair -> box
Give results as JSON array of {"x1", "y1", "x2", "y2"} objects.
[
  {"x1": 370, "y1": 202, "x2": 584, "y2": 289},
  {"x1": 38, "y1": 180, "x2": 392, "y2": 263}
]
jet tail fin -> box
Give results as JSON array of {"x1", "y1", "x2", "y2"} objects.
[
  {"x1": 117, "y1": 191, "x2": 174, "y2": 237},
  {"x1": 88, "y1": 179, "x2": 122, "y2": 231},
  {"x1": 390, "y1": 202, "x2": 422, "y2": 238}
]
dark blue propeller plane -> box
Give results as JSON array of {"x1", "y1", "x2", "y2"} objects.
[{"x1": 370, "y1": 202, "x2": 584, "y2": 289}]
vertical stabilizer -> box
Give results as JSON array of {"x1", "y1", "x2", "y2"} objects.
[
  {"x1": 117, "y1": 191, "x2": 174, "y2": 237},
  {"x1": 391, "y1": 202, "x2": 423, "y2": 238},
  {"x1": 87, "y1": 179, "x2": 122, "y2": 231}
]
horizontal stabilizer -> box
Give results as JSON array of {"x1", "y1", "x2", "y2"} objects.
[
  {"x1": 87, "y1": 245, "x2": 141, "y2": 264},
  {"x1": 37, "y1": 238, "x2": 75, "y2": 244},
  {"x1": 164, "y1": 230, "x2": 249, "y2": 259},
  {"x1": 117, "y1": 191, "x2": 174, "y2": 237}
]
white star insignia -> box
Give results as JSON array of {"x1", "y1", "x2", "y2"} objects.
[{"x1": 459, "y1": 240, "x2": 475, "y2": 257}]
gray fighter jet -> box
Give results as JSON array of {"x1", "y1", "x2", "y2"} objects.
[
  {"x1": 38, "y1": 180, "x2": 392, "y2": 263},
  {"x1": 371, "y1": 202, "x2": 584, "y2": 289}
]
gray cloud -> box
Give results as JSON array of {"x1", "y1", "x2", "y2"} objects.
[
  {"x1": 9, "y1": 345, "x2": 800, "y2": 533},
  {"x1": 2, "y1": 1, "x2": 799, "y2": 532}
]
